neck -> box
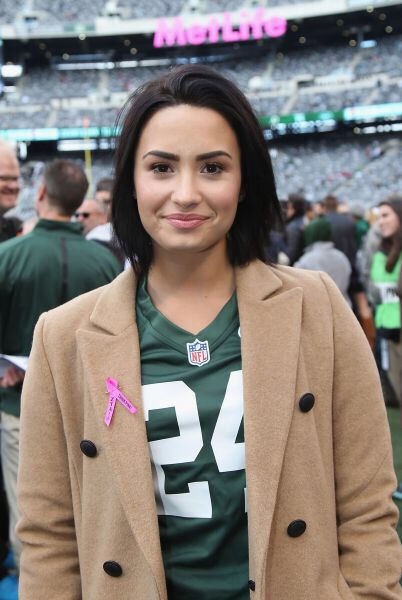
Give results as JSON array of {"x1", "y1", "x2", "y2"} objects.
[
  {"x1": 147, "y1": 242, "x2": 235, "y2": 307},
  {"x1": 39, "y1": 209, "x2": 70, "y2": 222}
]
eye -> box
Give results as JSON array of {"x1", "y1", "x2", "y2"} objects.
[
  {"x1": 201, "y1": 163, "x2": 223, "y2": 175},
  {"x1": 151, "y1": 163, "x2": 172, "y2": 174}
]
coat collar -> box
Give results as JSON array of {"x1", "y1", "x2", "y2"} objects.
[
  {"x1": 88, "y1": 260, "x2": 284, "y2": 334},
  {"x1": 33, "y1": 218, "x2": 83, "y2": 237},
  {"x1": 77, "y1": 261, "x2": 302, "y2": 599}
]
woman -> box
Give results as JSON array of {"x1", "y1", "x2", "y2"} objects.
[
  {"x1": 370, "y1": 198, "x2": 402, "y2": 412},
  {"x1": 370, "y1": 198, "x2": 402, "y2": 502},
  {"x1": 17, "y1": 67, "x2": 401, "y2": 599}
]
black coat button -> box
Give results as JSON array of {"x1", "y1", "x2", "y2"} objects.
[
  {"x1": 248, "y1": 580, "x2": 256, "y2": 591},
  {"x1": 299, "y1": 393, "x2": 315, "y2": 413},
  {"x1": 80, "y1": 440, "x2": 97, "y2": 458},
  {"x1": 103, "y1": 561, "x2": 123, "y2": 577},
  {"x1": 287, "y1": 519, "x2": 307, "y2": 538}
]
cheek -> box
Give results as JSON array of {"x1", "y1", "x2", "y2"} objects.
[
  {"x1": 213, "y1": 183, "x2": 241, "y2": 211},
  {"x1": 392, "y1": 217, "x2": 400, "y2": 233}
]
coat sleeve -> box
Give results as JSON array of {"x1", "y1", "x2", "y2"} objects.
[
  {"x1": 17, "y1": 314, "x2": 81, "y2": 600},
  {"x1": 320, "y1": 272, "x2": 402, "y2": 599}
]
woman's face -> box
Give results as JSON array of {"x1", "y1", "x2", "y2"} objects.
[
  {"x1": 133, "y1": 104, "x2": 242, "y2": 259},
  {"x1": 378, "y1": 204, "x2": 400, "y2": 239}
]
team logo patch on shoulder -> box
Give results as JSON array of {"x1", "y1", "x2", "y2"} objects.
[{"x1": 186, "y1": 339, "x2": 210, "y2": 367}]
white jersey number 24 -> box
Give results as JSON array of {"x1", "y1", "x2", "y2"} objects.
[{"x1": 142, "y1": 370, "x2": 245, "y2": 519}]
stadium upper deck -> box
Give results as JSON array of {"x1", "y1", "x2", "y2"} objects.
[{"x1": 0, "y1": 0, "x2": 400, "y2": 29}]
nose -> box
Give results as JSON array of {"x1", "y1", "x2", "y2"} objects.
[{"x1": 171, "y1": 172, "x2": 201, "y2": 207}]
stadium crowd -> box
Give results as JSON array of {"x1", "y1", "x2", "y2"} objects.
[{"x1": 1, "y1": 0, "x2": 324, "y2": 25}]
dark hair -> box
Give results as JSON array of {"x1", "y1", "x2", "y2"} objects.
[
  {"x1": 288, "y1": 193, "x2": 306, "y2": 218},
  {"x1": 323, "y1": 195, "x2": 338, "y2": 212},
  {"x1": 96, "y1": 177, "x2": 114, "y2": 193},
  {"x1": 43, "y1": 159, "x2": 88, "y2": 217},
  {"x1": 378, "y1": 196, "x2": 402, "y2": 273},
  {"x1": 112, "y1": 65, "x2": 281, "y2": 275}
]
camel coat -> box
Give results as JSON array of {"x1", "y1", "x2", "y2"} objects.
[{"x1": 17, "y1": 261, "x2": 402, "y2": 599}]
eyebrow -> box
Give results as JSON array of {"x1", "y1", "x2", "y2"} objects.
[{"x1": 142, "y1": 150, "x2": 233, "y2": 161}]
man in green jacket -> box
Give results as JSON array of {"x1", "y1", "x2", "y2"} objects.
[{"x1": 0, "y1": 158, "x2": 122, "y2": 569}]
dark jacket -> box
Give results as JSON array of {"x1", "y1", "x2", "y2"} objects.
[
  {"x1": 0, "y1": 215, "x2": 21, "y2": 242},
  {"x1": 285, "y1": 215, "x2": 305, "y2": 265},
  {"x1": 324, "y1": 211, "x2": 357, "y2": 265},
  {"x1": 0, "y1": 219, "x2": 122, "y2": 416}
]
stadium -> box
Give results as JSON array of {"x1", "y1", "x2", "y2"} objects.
[
  {"x1": 0, "y1": 0, "x2": 402, "y2": 598},
  {"x1": 1, "y1": 0, "x2": 402, "y2": 213}
]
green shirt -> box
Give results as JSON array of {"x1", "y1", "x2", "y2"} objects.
[
  {"x1": 0, "y1": 219, "x2": 122, "y2": 416},
  {"x1": 136, "y1": 278, "x2": 249, "y2": 600},
  {"x1": 370, "y1": 251, "x2": 401, "y2": 330}
]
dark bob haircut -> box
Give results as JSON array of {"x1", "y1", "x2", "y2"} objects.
[{"x1": 112, "y1": 64, "x2": 281, "y2": 275}]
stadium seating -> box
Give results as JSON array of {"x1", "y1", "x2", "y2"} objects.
[
  {"x1": 270, "y1": 137, "x2": 402, "y2": 205},
  {"x1": 2, "y1": 33, "x2": 401, "y2": 128},
  {"x1": 0, "y1": 0, "x2": 326, "y2": 24}
]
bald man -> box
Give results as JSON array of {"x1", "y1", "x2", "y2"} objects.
[
  {"x1": 74, "y1": 198, "x2": 107, "y2": 236},
  {"x1": 0, "y1": 141, "x2": 21, "y2": 242}
]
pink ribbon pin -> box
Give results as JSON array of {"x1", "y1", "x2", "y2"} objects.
[{"x1": 104, "y1": 377, "x2": 138, "y2": 427}]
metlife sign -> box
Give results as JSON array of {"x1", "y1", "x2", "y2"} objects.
[{"x1": 153, "y1": 8, "x2": 287, "y2": 49}]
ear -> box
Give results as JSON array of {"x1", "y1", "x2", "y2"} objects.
[
  {"x1": 34, "y1": 183, "x2": 46, "y2": 214},
  {"x1": 36, "y1": 183, "x2": 46, "y2": 203}
]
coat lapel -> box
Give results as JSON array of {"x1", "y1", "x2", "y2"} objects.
[
  {"x1": 76, "y1": 270, "x2": 166, "y2": 599},
  {"x1": 236, "y1": 263, "x2": 303, "y2": 589}
]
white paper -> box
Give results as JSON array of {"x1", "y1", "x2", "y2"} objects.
[{"x1": 0, "y1": 355, "x2": 29, "y2": 378}]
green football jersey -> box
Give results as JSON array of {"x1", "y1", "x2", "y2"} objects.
[{"x1": 136, "y1": 278, "x2": 249, "y2": 600}]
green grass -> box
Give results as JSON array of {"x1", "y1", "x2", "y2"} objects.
[{"x1": 387, "y1": 407, "x2": 402, "y2": 541}]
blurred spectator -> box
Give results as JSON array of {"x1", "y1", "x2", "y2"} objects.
[
  {"x1": 0, "y1": 142, "x2": 22, "y2": 243},
  {"x1": 285, "y1": 193, "x2": 307, "y2": 265},
  {"x1": 74, "y1": 198, "x2": 107, "y2": 236},
  {"x1": 361, "y1": 217, "x2": 382, "y2": 301},
  {"x1": 322, "y1": 195, "x2": 357, "y2": 265},
  {"x1": 0, "y1": 159, "x2": 122, "y2": 570},
  {"x1": 314, "y1": 201, "x2": 325, "y2": 217},
  {"x1": 95, "y1": 177, "x2": 113, "y2": 220},
  {"x1": 350, "y1": 202, "x2": 370, "y2": 249},
  {"x1": 264, "y1": 209, "x2": 288, "y2": 264},
  {"x1": 88, "y1": 177, "x2": 125, "y2": 265},
  {"x1": 323, "y1": 195, "x2": 374, "y2": 347},
  {"x1": 370, "y1": 197, "x2": 402, "y2": 415},
  {"x1": 294, "y1": 217, "x2": 351, "y2": 303},
  {"x1": 305, "y1": 202, "x2": 315, "y2": 223}
]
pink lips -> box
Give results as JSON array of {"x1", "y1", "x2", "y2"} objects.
[{"x1": 165, "y1": 213, "x2": 208, "y2": 230}]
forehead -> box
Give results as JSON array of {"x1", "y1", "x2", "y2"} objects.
[
  {"x1": 379, "y1": 205, "x2": 396, "y2": 216},
  {"x1": 137, "y1": 105, "x2": 239, "y2": 154},
  {"x1": 82, "y1": 199, "x2": 100, "y2": 211},
  {"x1": 95, "y1": 190, "x2": 111, "y2": 201},
  {"x1": 0, "y1": 152, "x2": 20, "y2": 175}
]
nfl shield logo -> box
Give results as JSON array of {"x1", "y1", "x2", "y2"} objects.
[{"x1": 186, "y1": 339, "x2": 210, "y2": 367}]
